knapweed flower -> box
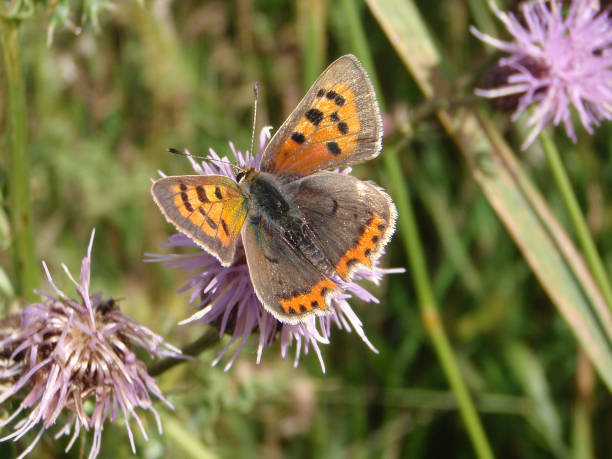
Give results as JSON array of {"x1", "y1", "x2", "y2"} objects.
[
  {"x1": 0, "y1": 230, "x2": 181, "y2": 459},
  {"x1": 147, "y1": 128, "x2": 403, "y2": 373},
  {"x1": 471, "y1": 0, "x2": 612, "y2": 149}
]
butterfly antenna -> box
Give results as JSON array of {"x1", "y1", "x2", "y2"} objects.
[{"x1": 249, "y1": 82, "x2": 259, "y2": 156}]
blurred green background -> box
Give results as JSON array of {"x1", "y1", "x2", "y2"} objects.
[{"x1": 1, "y1": 0, "x2": 612, "y2": 458}]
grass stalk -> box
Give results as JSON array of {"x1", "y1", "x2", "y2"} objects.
[
  {"x1": 148, "y1": 327, "x2": 218, "y2": 376},
  {"x1": 0, "y1": 19, "x2": 37, "y2": 300},
  {"x1": 572, "y1": 349, "x2": 594, "y2": 459},
  {"x1": 340, "y1": 1, "x2": 494, "y2": 457},
  {"x1": 539, "y1": 130, "x2": 612, "y2": 312},
  {"x1": 298, "y1": 0, "x2": 327, "y2": 87},
  {"x1": 383, "y1": 147, "x2": 494, "y2": 459}
]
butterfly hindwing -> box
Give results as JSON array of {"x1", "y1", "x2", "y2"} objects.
[
  {"x1": 260, "y1": 54, "x2": 382, "y2": 178},
  {"x1": 241, "y1": 215, "x2": 340, "y2": 324},
  {"x1": 284, "y1": 171, "x2": 397, "y2": 282},
  {"x1": 151, "y1": 175, "x2": 247, "y2": 266}
]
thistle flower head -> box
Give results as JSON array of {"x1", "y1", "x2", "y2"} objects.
[
  {"x1": 0, "y1": 230, "x2": 181, "y2": 459},
  {"x1": 148, "y1": 128, "x2": 403, "y2": 373},
  {"x1": 471, "y1": 0, "x2": 612, "y2": 149}
]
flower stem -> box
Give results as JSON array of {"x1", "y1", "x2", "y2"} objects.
[
  {"x1": 148, "y1": 327, "x2": 218, "y2": 376},
  {"x1": 0, "y1": 19, "x2": 37, "y2": 300},
  {"x1": 540, "y1": 130, "x2": 612, "y2": 312},
  {"x1": 339, "y1": 1, "x2": 493, "y2": 457},
  {"x1": 572, "y1": 349, "x2": 594, "y2": 459},
  {"x1": 384, "y1": 147, "x2": 494, "y2": 459}
]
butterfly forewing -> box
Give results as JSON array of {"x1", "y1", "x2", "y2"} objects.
[
  {"x1": 151, "y1": 175, "x2": 247, "y2": 266},
  {"x1": 260, "y1": 54, "x2": 382, "y2": 178}
]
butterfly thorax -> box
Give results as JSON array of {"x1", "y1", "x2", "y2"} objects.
[
  {"x1": 241, "y1": 171, "x2": 335, "y2": 276},
  {"x1": 240, "y1": 171, "x2": 291, "y2": 221}
]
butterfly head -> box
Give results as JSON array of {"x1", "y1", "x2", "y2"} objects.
[{"x1": 235, "y1": 166, "x2": 258, "y2": 184}]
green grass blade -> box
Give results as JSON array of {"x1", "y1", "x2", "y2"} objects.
[
  {"x1": 298, "y1": 0, "x2": 328, "y2": 87},
  {"x1": 0, "y1": 21, "x2": 38, "y2": 300}
]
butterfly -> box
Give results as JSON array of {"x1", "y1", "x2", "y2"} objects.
[{"x1": 152, "y1": 54, "x2": 397, "y2": 324}]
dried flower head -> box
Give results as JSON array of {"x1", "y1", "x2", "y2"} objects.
[
  {"x1": 471, "y1": 0, "x2": 612, "y2": 149},
  {"x1": 148, "y1": 129, "x2": 403, "y2": 373},
  {"x1": 0, "y1": 230, "x2": 181, "y2": 459}
]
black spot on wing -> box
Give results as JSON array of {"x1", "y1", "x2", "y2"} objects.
[
  {"x1": 181, "y1": 192, "x2": 194, "y2": 212},
  {"x1": 305, "y1": 108, "x2": 324, "y2": 126},
  {"x1": 199, "y1": 208, "x2": 217, "y2": 229},
  {"x1": 337, "y1": 121, "x2": 349, "y2": 135},
  {"x1": 214, "y1": 186, "x2": 223, "y2": 200},
  {"x1": 220, "y1": 218, "x2": 229, "y2": 235},
  {"x1": 330, "y1": 111, "x2": 340, "y2": 122},
  {"x1": 327, "y1": 141, "x2": 341, "y2": 156},
  {"x1": 346, "y1": 258, "x2": 360, "y2": 269},
  {"x1": 334, "y1": 94, "x2": 345, "y2": 106},
  {"x1": 330, "y1": 199, "x2": 338, "y2": 215},
  {"x1": 291, "y1": 132, "x2": 305, "y2": 144},
  {"x1": 196, "y1": 186, "x2": 209, "y2": 203},
  {"x1": 326, "y1": 90, "x2": 338, "y2": 101},
  {"x1": 316, "y1": 88, "x2": 325, "y2": 97}
]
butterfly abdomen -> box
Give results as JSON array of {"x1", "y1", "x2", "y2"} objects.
[
  {"x1": 245, "y1": 173, "x2": 335, "y2": 276},
  {"x1": 281, "y1": 219, "x2": 335, "y2": 276}
]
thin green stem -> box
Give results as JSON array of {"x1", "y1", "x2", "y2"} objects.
[
  {"x1": 572, "y1": 350, "x2": 594, "y2": 459},
  {"x1": 384, "y1": 148, "x2": 494, "y2": 459},
  {"x1": 0, "y1": 19, "x2": 37, "y2": 300},
  {"x1": 340, "y1": 1, "x2": 494, "y2": 457},
  {"x1": 572, "y1": 401, "x2": 594, "y2": 459},
  {"x1": 540, "y1": 130, "x2": 612, "y2": 312},
  {"x1": 298, "y1": 0, "x2": 327, "y2": 88},
  {"x1": 148, "y1": 327, "x2": 218, "y2": 376}
]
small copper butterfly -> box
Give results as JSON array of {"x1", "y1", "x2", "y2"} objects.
[{"x1": 152, "y1": 55, "x2": 397, "y2": 324}]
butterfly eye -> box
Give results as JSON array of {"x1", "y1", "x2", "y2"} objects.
[{"x1": 236, "y1": 171, "x2": 246, "y2": 183}]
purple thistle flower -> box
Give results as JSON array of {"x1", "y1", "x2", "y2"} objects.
[
  {"x1": 471, "y1": 0, "x2": 612, "y2": 149},
  {"x1": 147, "y1": 128, "x2": 403, "y2": 373},
  {"x1": 0, "y1": 230, "x2": 181, "y2": 459}
]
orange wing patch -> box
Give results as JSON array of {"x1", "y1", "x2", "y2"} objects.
[
  {"x1": 336, "y1": 214, "x2": 387, "y2": 279},
  {"x1": 170, "y1": 182, "x2": 245, "y2": 247},
  {"x1": 279, "y1": 279, "x2": 336, "y2": 315},
  {"x1": 273, "y1": 82, "x2": 360, "y2": 175}
]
